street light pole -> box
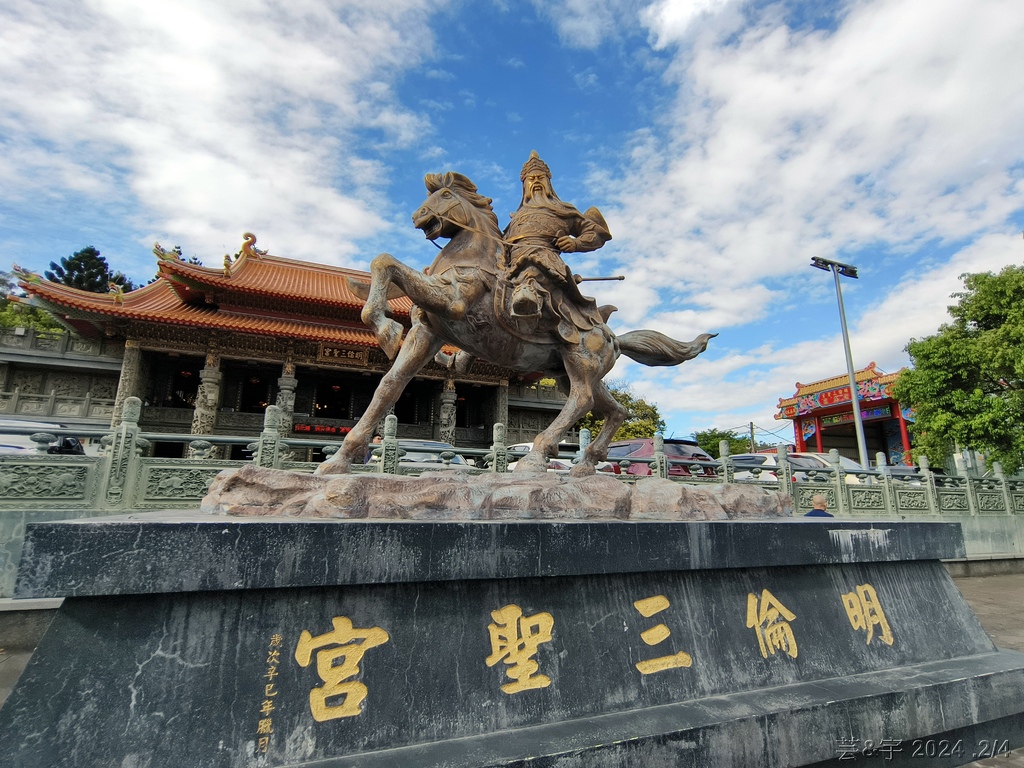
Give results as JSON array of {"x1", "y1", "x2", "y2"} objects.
[{"x1": 810, "y1": 256, "x2": 870, "y2": 469}]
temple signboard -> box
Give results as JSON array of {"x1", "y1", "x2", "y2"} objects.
[{"x1": 317, "y1": 344, "x2": 370, "y2": 366}]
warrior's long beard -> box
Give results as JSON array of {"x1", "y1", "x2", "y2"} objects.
[{"x1": 523, "y1": 187, "x2": 563, "y2": 210}]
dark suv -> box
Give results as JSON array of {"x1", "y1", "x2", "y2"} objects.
[{"x1": 606, "y1": 438, "x2": 716, "y2": 477}]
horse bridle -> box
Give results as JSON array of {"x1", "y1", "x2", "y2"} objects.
[{"x1": 424, "y1": 192, "x2": 507, "y2": 251}]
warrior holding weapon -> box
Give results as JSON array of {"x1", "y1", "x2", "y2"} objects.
[{"x1": 502, "y1": 152, "x2": 613, "y2": 332}]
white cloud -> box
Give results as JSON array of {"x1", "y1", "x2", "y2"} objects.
[
  {"x1": 641, "y1": 0, "x2": 735, "y2": 46},
  {"x1": 592, "y1": 0, "x2": 1024, "y2": 438},
  {"x1": 613, "y1": 0, "x2": 1024, "y2": 289},
  {"x1": 531, "y1": 0, "x2": 643, "y2": 49},
  {"x1": 0, "y1": 0, "x2": 444, "y2": 271}
]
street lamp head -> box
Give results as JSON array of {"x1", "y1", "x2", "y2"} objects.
[{"x1": 809, "y1": 256, "x2": 859, "y2": 279}]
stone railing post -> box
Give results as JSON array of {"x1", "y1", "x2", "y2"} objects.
[
  {"x1": 653, "y1": 433, "x2": 669, "y2": 479},
  {"x1": 577, "y1": 428, "x2": 591, "y2": 466},
  {"x1": 992, "y1": 461, "x2": 1013, "y2": 516},
  {"x1": 380, "y1": 414, "x2": 400, "y2": 474},
  {"x1": 489, "y1": 422, "x2": 509, "y2": 473},
  {"x1": 255, "y1": 406, "x2": 283, "y2": 468},
  {"x1": 828, "y1": 449, "x2": 849, "y2": 516},
  {"x1": 102, "y1": 396, "x2": 145, "y2": 508},
  {"x1": 876, "y1": 451, "x2": 895, "y2": 515},
  {"x1": 719, "y1": 440, "x2": 734, "y2": 484},
  {"x1": 777, "y1": 444, "x2": 796, "y2": 500},
  {"x1": 917, "y1": 455, "x2": 939, "y2": 515}
]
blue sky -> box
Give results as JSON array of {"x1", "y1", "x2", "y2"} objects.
[{"x1": 2, "y1": 0, "x2": 1023, "y2": 444}]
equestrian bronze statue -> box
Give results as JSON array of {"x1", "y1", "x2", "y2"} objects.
[{"x1": 318, "y1": 153, "x2": 715, "y2": 476}]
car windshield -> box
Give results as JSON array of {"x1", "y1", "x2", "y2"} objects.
[
  {"x1": 664, "y1": 444, "x2": 710, "y2": 459},
  {"x1": 400, "y1": 449, "x2": 465, "y2": 464},
  {"x1": 788, "y1": 456, "x2": 826, "y2": 469},
  {"x1": 732, "y1": 455, "x2": 768, "y2": 466},
  {"x1": 606, "y1": 444, "x2": 635, "y2": 458}
]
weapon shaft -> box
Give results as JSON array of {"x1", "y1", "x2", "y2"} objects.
[{"x1": 574, "y1": 275, "x2": 626, "y2": 283}]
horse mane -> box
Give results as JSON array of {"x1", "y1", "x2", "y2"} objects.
[{"x1": 424, "y1": 172, "x2": 500, "y2": 233}]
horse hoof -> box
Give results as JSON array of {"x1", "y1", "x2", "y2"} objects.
[
  {"x1": 315, "y1": 459, "x2": 351, "y2": 475},
  {"x1": 513, "y1": 453, "x2": 549, "y2": 474},
  {"x1": 377, "y1": 319, "x2": 404, "y2": 360},
  {"x1": 568, "y1": 462, "x2": 596, "y2": 478}
]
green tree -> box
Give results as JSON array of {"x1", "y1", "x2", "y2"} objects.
[
  {"x1": 45, "y1": 246, "x2": 136, "y2": 292},
  {"x1": 577, "y1": 382, "x2": 666, "y2": 440},
  {"x1": 892, "y1": 264, "x2": 1024, "y2": 473},
  {"x1": 692, "y1": 428, "x2": 750, "y2": 459},
  {"x1": 0, "y1": 270, "x2": 65, "y2": 332}
]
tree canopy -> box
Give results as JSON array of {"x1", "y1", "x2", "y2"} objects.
[
  {"x1": 892, "y1": 264, "x2": 1024, "y2": 473},
  {"x1": 692, "y1": 428, "x2": 750, "y2": 458},
  {"x1": 577, "y1": 382, "x2": 666, "y2": 440},
  {"x1": 0, "y1": 271, "x2": 65, "y2": 332},
  {"x1": 45, "y1": 246, "x2": 136, "y2": 292}
]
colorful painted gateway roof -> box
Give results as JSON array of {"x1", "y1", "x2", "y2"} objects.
[{"x1": 775, "y1": 363, "x2": 903, "y2": 420}]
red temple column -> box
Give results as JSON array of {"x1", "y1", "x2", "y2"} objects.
[
  {"x1": 795, "y1": 418, "x2": 806, "y2": 451},
  {"x1": 895, "y1": 402, "x2": 912, "y2": 465},
  {"x1": 814, "y1": 416, "x2": 824, "y2": 452}
]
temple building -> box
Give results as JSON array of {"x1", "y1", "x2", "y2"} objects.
[
  {"x1": 775, "y1": 363, "x2": 913, "y2": 466},
  {"x1": 5, "y1": 235, "x2": 570, "y2": 457}
]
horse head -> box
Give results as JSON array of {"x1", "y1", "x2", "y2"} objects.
[{"x1": 413, "y1": 171, "x2": 501, "y2": 243}]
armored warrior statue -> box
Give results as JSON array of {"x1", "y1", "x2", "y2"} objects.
[{"x1": 502, "y1": 151, "x2": 612, "y2": 322}]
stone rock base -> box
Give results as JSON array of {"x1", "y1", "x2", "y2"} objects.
[{"x1": 201, "y1": 465, "x2": 793, "y2": 520}]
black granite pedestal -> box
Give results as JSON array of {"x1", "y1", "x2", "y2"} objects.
[{"x1": 1, "y1": 514, "x2": 1022, "y2": 767}]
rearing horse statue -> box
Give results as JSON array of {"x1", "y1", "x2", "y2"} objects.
[{"x1": 317, "y1": 171, "x2": 714, "y2": 476}]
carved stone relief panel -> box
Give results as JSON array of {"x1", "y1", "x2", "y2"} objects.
[
  {"x1": 46, "y1": 372, "x2": 89, "y2": 397},
  {"x1": 90, "y1": 375, "x2": 119, "y2": 400},
  {"x1": 10, "y1": 370, "x2": 45, "y2": 394},
  {"x1": 69, "y1": 338, "x2": 102, "y2": 355},
  {"x1": 34, "y1": 336, "x2": 62, "y2": 352}
]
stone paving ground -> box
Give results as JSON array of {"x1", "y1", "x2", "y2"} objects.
[
  {"x1": 0, "y1": 574, "x2": 1021, "y2": 766},
  {"x1": 952, "y1": 573, "x2": 1024, "y2": 768}
]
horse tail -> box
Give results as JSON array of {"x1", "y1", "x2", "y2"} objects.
[{"x1": 617, "y1": 330, "x2": 717, "y2": 367}]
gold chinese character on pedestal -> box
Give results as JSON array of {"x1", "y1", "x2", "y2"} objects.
[
  {"x1": 632, "y1": 595, "x2": 693, "y2": 675},
  {"x1": 485, "y1": 604, "x2": 554, "y2": 694},
  {"x1": 842, "y1": 584, "x2": 894, "y2": 645},
  {"x1": 294, "y1": 616, "x2": 391, "y2": 721},
  {"x1": 746, "y1": 589, "x2": 798, "y2": 659}
]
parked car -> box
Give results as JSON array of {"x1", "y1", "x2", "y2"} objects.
[
  {"x1": 0, "y1": 443, "x2": 37, "y2": 455},
  {"x1": 506, "y1": 442, "x2": 617, "y2": 473},
  {"x1": 365, "y1": 439, "x2": 469, "y2": 472},
  {"x1": 606, "y1": 438, "x2": 716, "y2": 477},
  {"x1": 0, "y1": 419, "x2": 87, "y2": 455},
  {"x1": 730, "y1": 451, "x2": 864, "y2": 483},
  {"x1": 730, "y1": 453, "x2": 780, "y2": 482},
  {"x1": 884, "y1": 465, "x2": 946, "y2": 485}
]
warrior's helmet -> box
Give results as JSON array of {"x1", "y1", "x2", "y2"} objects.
[{"x1": 520, "y1": 150, "x2": 551, "y2": 181}]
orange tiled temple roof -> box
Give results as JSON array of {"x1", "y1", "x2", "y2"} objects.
[
  {"x1": 155, "y1": 246, "x2": 414, "y2": 317},
  {"x1": 15, "y1": 278, "x2": 386, "y2": 346}
]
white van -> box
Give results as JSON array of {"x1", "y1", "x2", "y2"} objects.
[{"x1": 0, "y1": 419, "x2": 93, "y2": 455}]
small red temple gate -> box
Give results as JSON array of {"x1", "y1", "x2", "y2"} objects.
[{"x1": 775, "y1": 363, "x2": 913, "y2": 466}]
